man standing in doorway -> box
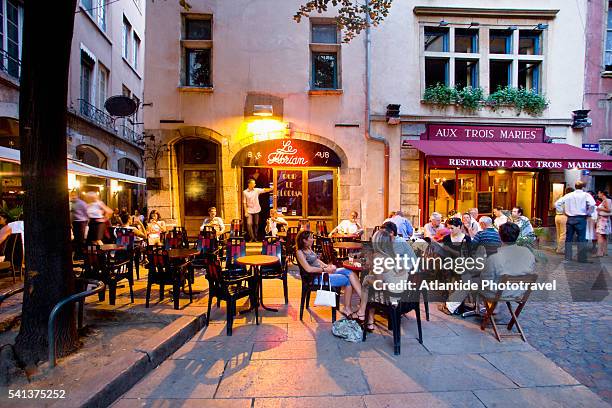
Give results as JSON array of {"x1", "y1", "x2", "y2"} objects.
[
  {"x1": 556, "y1": 181, "x2": 595, "y2": 263},
  {"x1": 243, "y1": 179, "x2": 273, "y2": 242}
]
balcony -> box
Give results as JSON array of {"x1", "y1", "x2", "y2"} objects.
[{"x1": 76, "y1": 99, "x2": 142, "y2": 147}]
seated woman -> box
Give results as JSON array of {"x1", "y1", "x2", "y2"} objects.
[
  {"x1": 328, "y1": 210, "x2": 363, "y2": 237},
  {"x1": 295, "y1": 230, "x2": 361, "y2": 316},
  {"x1": 353, "y1": 229, "x2": 410, "y2": 331},
  {"x1": 146, "y1": 210, "x2": 166, "y2": 245}
]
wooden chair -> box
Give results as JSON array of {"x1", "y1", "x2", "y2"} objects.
[
  {"x1": 260, "y1": 236, "x2": 288, "y2": 304},
  {"x1": 0, "y1": 233, "x2": 23, "y2": 282},
  {"x1": 298, "y1": 219, "x2": 311, "y2": 231},
  {"x1": 315, "y1": 220, "x2": 328, "y2": 236},
  {"x1": 318, "y1": 236, "x2": 345, "y2": 267},
  {"x1": 230, "y1": 219, "x2": 243, "y2": 237},
  {"x1": 362, "y1": 268, "x2": 424, "y2": 355},
  {"x1": 478, "y1": 273, "x2": 538, "y2": 342},
  {"x1": 144, "y1": 246, "x2": 193, "y2": 310},
  {"x1": 83, "y1": 244, "x2": 134, "y2": 305},
  {"x1": 285, "y1": 226, "x2": 299, "y2": 264},
  {"x1": 203, "y1": 253, "x2": 258, "y2": 335},
  {"x1": 296, "y1": 258, "x2": 341, "y2": 322}
]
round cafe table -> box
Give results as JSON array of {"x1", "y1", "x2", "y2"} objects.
[
  {"x1": 237, "y1": 255, "x2": 281, "y2": 313},
  {"x1": 167, "y1": 248, "x2": 199, "y2": 259},
  {"x1": 333, "y1": 241, "x2": 363, "y2": 258},
  {"x1": 342, "y1": 260, "x2": 364, "y2": 273},
  {"x1": 99, "y1": 244, "x2": 126, "y2": 252}
]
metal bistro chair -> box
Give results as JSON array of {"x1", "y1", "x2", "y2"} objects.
[
  {"x1": 285, "y1": 226, "x2": 299, "y2": 264},
  {"x1": 225, "y1": 237, "x2": 248, "y2": 278},
  {"x1": 192, "y1": 229, "x2": 219, "y2": 271},
  {"x1": 145, "y1": 246, "x2": 193, "y2": 310},
  {"x1": 0, "y1": 233, "x2": 23, "y2": 282},
  {"x1": 260, "y1": 236, "x2": 288, "y2": 304},
  {"x1": 115, "y1": 228, "x2": 138, "y2": 279},
  {"x1": 203, "y1": 253, "x2": 258, "y2": 336},
  {"x1": 83, "y1": 244, "x2": 134, "y2": 305},
  {"x1": 230, "y1": 219, "x2": 243, "y2": 237},
  {"x1": 165, "y1": 227, "x2": 188, "y2": 249},
  {"x1": 296, "y1": 257, "x2": 341, "y2": 322}
]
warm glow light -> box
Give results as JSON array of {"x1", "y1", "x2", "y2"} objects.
[
  {"x1": 110, "y1": 180, "x2": 123, "y2": 194},
  {"x1": 68, "y1": 173, "x2": 80, "y2": 190},
  {"x1": 253, "y1": 104, "x2": 273, "y2": 117},
  {"x1": 247, "y1": 119, "x2": 285, "y2": 136},
  {"x1": 496, "y1": 169, "x2": 506, "y2": 174}
]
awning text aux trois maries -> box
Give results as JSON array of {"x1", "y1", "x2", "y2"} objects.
[{"x1": 446, "y1": 158, "x2": 604, "y2": 170}]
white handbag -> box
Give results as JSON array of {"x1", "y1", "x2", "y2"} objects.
[{"x1": 314, "y1": 272, "x2": 337, "y2": 307}]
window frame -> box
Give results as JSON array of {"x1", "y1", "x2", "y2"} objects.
[
  {"x1": 0, "y1": 0, "x2": 22, "y2": 79},
  {"x1": 97, "y1": 63, "x2": 109, "y2": 109},
  {"x1": 605, "y1": 1, "x2": 612, "y2": 73},
  {"x1": 132, "y1": 31, "x2": 140, "y2": 70},
  {"x1": 309, "y1": 19, "x2": 341, "y2": 90},
  {"x1": 122, "y1": 15, "x2": 131, "y2": 61},
  {"x1": 185, "y1": 48, "x2": 212, "y2": 88},
  {"x1": 181, "y1": 14, "x2": 213, "y2": 88},
  {"x1": 80, "y1": 52, "x2": 95, "y2": 104}
]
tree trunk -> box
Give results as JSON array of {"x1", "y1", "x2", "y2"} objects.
[{"x1": 14, "y1": 0, "x2": 78, "y2": 366}]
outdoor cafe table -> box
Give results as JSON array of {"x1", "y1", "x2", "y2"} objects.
[
  {"x1": 333, "y1": 241, "x2": 363, "y2": 258},
  {"x1": 236, "y1": 254, "x2": 280, "y2": 313},
  {"x1": 99, "y1": 244, "x2": 126, "y2": 252},
  {"x1": 342, "y1": 260, "x2": 364, "y2": 274},
  {"x1": 167, "y1": 248, "x2": 200, "y2": 294}
]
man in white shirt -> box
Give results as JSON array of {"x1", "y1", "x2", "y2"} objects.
[
  {"x1": 265, "y1": 209, "x2": 288, "y2": 237},
  {"x1": 329, "y1": 210, "x2": 363, "y2": 236},
  {"x1": 200, "y1": 206, "x2": 225, "y2": 238},
  {"x1": 555, "y1": 180, "x2": 596, "y2": 262},
  {"x1": 468, "y1": 208, "x2": 482, "y2": 232},
  {"x1": 243, "y1": 179, "x2": 273, "y2": 242},
  {"x1": 423, "y1": 212, "x2": 443, "y2": 239},
  {"x1": 492, "y1": 206, "x2": 508, "y2": 229}
]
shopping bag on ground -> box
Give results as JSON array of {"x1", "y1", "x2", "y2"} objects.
[
  {"x1": 332, "y1": 319, "x2": 363, "y2": 343},
  {"x1": 314, "y1": 272, "x2": 336, "y2": 307}
]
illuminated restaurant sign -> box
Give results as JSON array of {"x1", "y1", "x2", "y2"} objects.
[
  {"x1": 233, "y1": 139, "x2": 342, "y2": 167},
  {"x1": 428, "y1": 157, "x2": 612, "y2": 170},
  {"x1": 425, "y1": 124, "x2": 545, "y2": 143}
]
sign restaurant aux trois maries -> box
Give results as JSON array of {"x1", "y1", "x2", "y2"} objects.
[
  {"x1": 425, "y1": 124, "x2": 545, "y2": 143},
  {"x1": 427, "y1": 157, "x2": 610, "y2": 170},
  {"x1": 233, "y1": 139, "x2": 342, "y2": 167}
]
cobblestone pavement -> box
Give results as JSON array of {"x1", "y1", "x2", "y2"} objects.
[{"x1": 495, "y1": 249, "x2": 612, "y2": 404}]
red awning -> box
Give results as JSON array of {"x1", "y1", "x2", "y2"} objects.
[{"x1": 403, "y1": 140, "x2": 612, "y2": 171}]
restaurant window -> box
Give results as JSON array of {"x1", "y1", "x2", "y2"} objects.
[
  {"x1": 457, "y1": 173, "x2": 477, "y2": 215},
  {"x1": 97, "y1": 64, "x2": 108, "y2": 109},
  {"x1": 118, "y1": 158, "x2": 138, "y2": 176},
  {"x1": 307, "y1": 170, "x2": 333, "y2": 217},
  {"x1": 429, "y1": 170, "x2": 456, "y2": 216},
  {"x1": 80, "y1": 52, "x2": 94, "y2": 104},
  {"x1": 277, "y1": 170, "x2": 303, "y2": 217},
  {"x1": 515, "y1": 173, "x2": 535, "y2": 218},
  {"x1": 454, "y1": 28, "x2": 478, "y2": 53},
  {"x1": 182, "y1": 16, "x2": 213, "y2": 88},
  {"x1": 519, "y1": 30, "x2": 541, "y2": 55},
  {"x1": 490, "y1": 29, "x2": 513, "y2": 54},
  {"x1": 310, "y1": 22, "x2": 340, "y2": 89},
  {"x1": 425, "y1": 58, "x2": 449, "y2": 87},
  {"x1": 606, "y1": 1, "x2": 612, "y2": 71},
  {"x1": 424, "y1": 26, "x2": 449, "y2": 52},
  {"x1": 455, "y1": 59, "x2": 478, "y2": 89},
  {"x1": 518, "y1": 61, "x2": 541, "y2": 93},
  {"x1": 122, "y1": 16, "x2": 131, "y2": 60},
  {"x1": 182, "y1": 137, "x2": 217, "y2": 164},
  {"x1": 490, "y1": 60, "x2": 511, "y2": 91}
]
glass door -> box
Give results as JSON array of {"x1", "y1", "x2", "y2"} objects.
[
  {"x1": 457, "y1": 171, "x2": 478, "y2": 215},
  {"x1": 514, "y1": 172, "x2": 536, "y2": 218}
]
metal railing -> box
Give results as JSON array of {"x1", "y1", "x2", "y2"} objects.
[
  {"x1": 0, "y1": 285, "x2": 23, "y2": 305},
  {"x1": 48, "y1": 279, "x2": 105, "y2": 368},
  {"x1": 78, "y1": 99, "x2": 116, "y2": 132},
  {"x1": 0, "y1": 49, "x2": 20, "y2": 80},
  {"x1": 120, "y1": 122, "x2": 140, "y2": 144}
]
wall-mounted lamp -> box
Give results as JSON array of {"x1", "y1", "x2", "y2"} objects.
[
  {"x1": 507, "y1": 25, "x2": 518, "y2": 31},
  {"x1": 253, "y1": 104, "x2": 273, "y2": 117},
  {"x1": 535, "y1": 23, "x2": 549, "y2": 30},
  {"x1": 438, "y1": 20, "x2": 449, "y2": 27}
]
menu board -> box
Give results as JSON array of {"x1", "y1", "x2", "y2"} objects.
[
  {"x1": 277, "y1": 170, "x2": 302, "y2": 216},
  {"x1": 477, "y1": 191, "x2": 493, "y2": 214}
]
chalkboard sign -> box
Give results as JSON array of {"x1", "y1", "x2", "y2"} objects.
[{"x1": 477, "y1": 191, "x2": 493, "y2": 214}]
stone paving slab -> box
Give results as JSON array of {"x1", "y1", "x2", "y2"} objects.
[
  {"x1": 481, "y1": 351, "x2": 581, "y2": 387},
  {"x1": 114, "y1": 398, "x2": 252, "y2": 408},
  {"x1": 422, "y1": 333, "x2": 535, "y2": 355},
  {"x1": 171, "y1": 340, "x2": 254, "y2": 363},
  {"x1": 362, "y1": 391, "x2": 486, "y2": 408},
  {"x1": 358, "y1": 354, "x2": 517, "y2": 394},
  {"x1": 253, "y1": 396, "x2": 366, "y2": 408},
  {"x1": 214, "y1": 358, "x2": 370, "y2": 398},
  {"x1": 251, "y1": 340, "x2": 342, "y2": 360},
  {"x1": 473, "y1": 385, "x2": 610, "y2": 408},
  {"x1": 123, "y1": 359, "x2": 226, "y2": 399}
]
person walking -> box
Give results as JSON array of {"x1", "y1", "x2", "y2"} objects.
[
  {"x1": 555, "y1": 180, "x2": 596, "y2": 263},
  {"x1": 84, "y1": 191, "x2": 113, "y2": 245},
  {"x1": 70, "y1": 191, "x2": 88, "y2": 259},
  {"x1": 595, "y1": 191, "x2": 612, "y2": 257},
  {"x1": 243, "y1": 179, "x2": 273, "y2": 242},
  {"x1": 554, "y1": 187, "x2": 574, "y2": 254}
]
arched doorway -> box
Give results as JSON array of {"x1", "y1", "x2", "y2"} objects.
[
  {"x1": 76, "y1": 144, "x2": 107, "y2": 169},
  {"x1": 175, "y1": 137, "x2": 221, "y2": 232}
]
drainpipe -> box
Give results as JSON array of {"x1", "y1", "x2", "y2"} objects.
[{"x1": 364, "y1": 10, "x2": 390, "y2": 219}]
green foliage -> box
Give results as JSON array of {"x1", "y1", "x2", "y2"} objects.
[
  {"x1": 423, "y1": 83, "x2": 457, "y2": 105},
  {"x1": 1, "y1": 201, "x2": 23, "y2": 221},
  {"x1": 487, "y1": 86, "x2": 549, "y2": 116},
  {"x1": 294, "y1": 0, "x2": 394, "y2": 42},
  {"x1": 455, "y1": 86, "x2": 484, "y2": 111}
]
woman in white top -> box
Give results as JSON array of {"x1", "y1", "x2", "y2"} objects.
[
  {"x1": 595, "y1": 191, "x2": 612, "y2": 257},
  {"x1": 83, "y1": 191, "x2": 112, "y2": 245},
  {"x1": 146, "y1": 210, "x2": 166, "y2": 245}
]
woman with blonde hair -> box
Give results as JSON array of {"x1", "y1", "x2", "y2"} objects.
[
  {"x1": 146, "y1": 210, "x2": 166, "y2": 245},
  {"x1": 84, "y1": 191, "x2": 112, "y2": 245}
]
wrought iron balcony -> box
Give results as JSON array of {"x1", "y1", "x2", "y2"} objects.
[
  {"x1": 120, "y1": 123, "x2": 140, "y2": 144},
  {"x1": 0, "y1": 49, "x2": 20, "y2": 80},
  {"x1": 78, "y1": 98, "x2": 116, "y2": 132}
]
